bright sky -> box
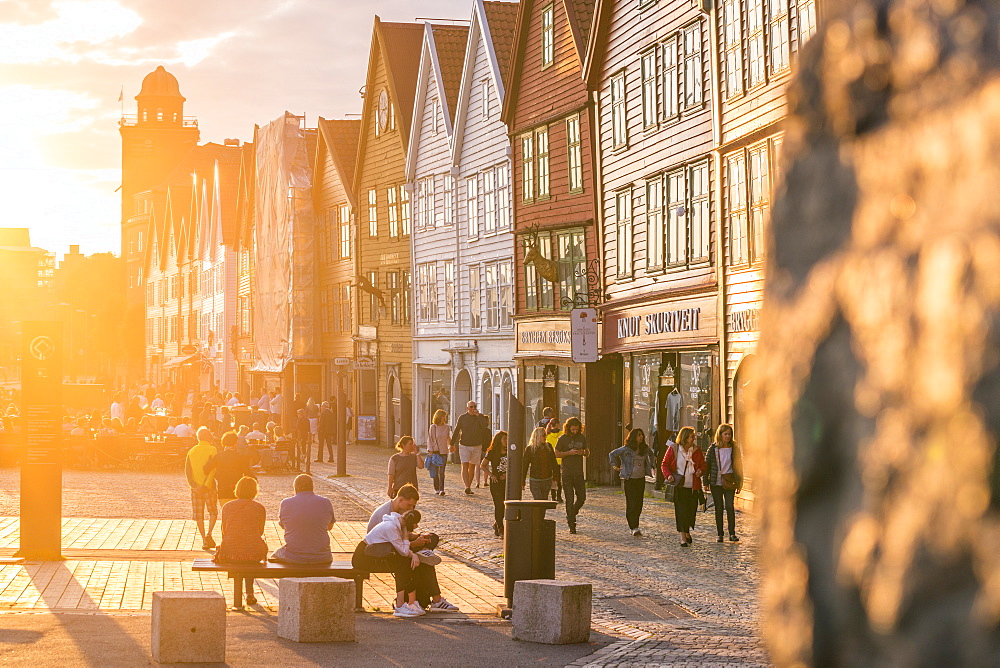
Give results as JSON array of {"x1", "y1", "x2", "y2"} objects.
[{"x1": 0, "y1": 0, "x2": 473, "y2": 257}]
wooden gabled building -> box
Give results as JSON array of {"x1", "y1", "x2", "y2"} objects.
[
  {"x1": 586, "y1": 0, "x2": 719, "y2": 461},
  {"x1": 503, "y1": 0, "x2": 617, "y2": 477},
  {"x1": 314, "y1": 117, "x2": 361, "y2": 414},
  {"x1": 353, "y1": 18, "x2": 426, "y2": 447}
]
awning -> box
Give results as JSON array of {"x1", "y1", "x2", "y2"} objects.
[
  {"x1": 413, "y1": 357, "x2": 450, "y2": 366},
  {"x1": 162, "y1": 353, "x2": 199, "y2": 369}
]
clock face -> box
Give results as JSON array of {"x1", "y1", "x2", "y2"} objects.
[{"x1": 378, "y1": 89, "x2": 389, "y2": 131}]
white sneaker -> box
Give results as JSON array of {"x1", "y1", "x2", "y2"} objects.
[
  {"x1": 406, "y1": 602, "x2": 426, "y2": 616},
  {"x1": 417, "y1": 549, "x2": 442, "y2": 566},
  {"x1": 394, "y1": 604, "x2": 420, "y2": 617},
  {"x1": 429, "y1": 597, "x2": 459, "y2": 612}
]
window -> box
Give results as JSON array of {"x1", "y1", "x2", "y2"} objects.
[
  {"x1": 666, "y1": 169, "x2": 686, "y2": 265},
  {"x1": 726, "y1": 152, "x2": 748, "y2": 264},
  {"x1": 401, "y1": 270, "x2": 411, "y2": 324},
  {"x1": 524, "y1": 232, "x2": 554, "y2": 311},
  {"x1": 557, "y1": 230, "x2": 587, "y2": 309},
  {"x1": 497, "y1": 162, "x2": 511, "y2": 229},
  {"x1": 536, "y1": 127, "x2": 550, "y2": 198},
  {"x1": 748, "y1": 0, "x2": 766, "y2": 87},
  {"x1": 466, "y1": 176, "x2": 479, "y2": 238},
  {"x1": 521, "y1": 134, "x2": 535, "y2": 202},
  {"x1": 444, "y1": 260, "x2": 455, "y2": 321},
  {"x1": 339, "y1": 205, "x2": 351, "y2": 258},
  {"x1": 499, "y1": 261, "x2": 513, "y2": 328},
  {"x1": 541, "y1": 4, "x2": 554, "y2": 67},
  {"x1": 641, "y1": 50, "x2": 657, "y2": 128},
  {"x1": 341, "y1": 284, "x2": 351, "y2": 332},
  {"x1": 646, "y1": 178, "x2": 664, "y2": 270},
  {"x1": 469, "y1": 265, "x2": 482, "y2": 330},
  {"x1": 798, "y1": 0, "x2": 817, "y2": 45},
  {"x1": 485, "y1": 263, "x2": 498, "y2": 329},
  {"x1": 417, "y1": 262, "x2": 438, "y2": 322},
  {"x1": 367, "y1": 270, "x2": 380, "y2": 322},
  {"x1": 690, "y1": 162, "x2": 710, "y2": 260},
  {"x1": 368, "y1": 189, "x2": 377, "y2": 236},
  {"x1": 416, "y1": 178, "x2": 428, "y2": 229},
  {"x1": 400, "y1": 186, "x2": 410, "y2": 235},
  {"x1": 388, "y1": 271, "x2": 400, "y2": 324},
  {"x1": 443, "y1": 174, "x2": 455, "y2": 226},
  {"x1": 682, "y1": 22, "x2": 703, "y2": 108},
  {"x1": 611, "y1": 72, "x2": 627, "y2": 149},
  {"x1": 322, "y1": 287, "x2": 331, "y2": 334},
  {"x1": 723, "y1": 0, "x2": 743, "y2": 98},
  {"x1": 483, "y1": 168, "x2": 497, "y2": 233},
  {"x1": 615, "y1": 189, "x2": 633, "y2": 278},
  {"x1": 327, "y1": 209, "x2": 337, "y2": 262},
  {"x1": 482, "y1": 78, "x2": 491, "y2": 118},
  {"x1": 749, "y1": 143, "x2": 770, "y2": 263},
  {"x1": 422, "y1": 177, "x2": 435, "y2": 228},
  {"x1": 387, "y1": 187, "x2": 399, "y2": 237},
  {"x1": 769, "y1": 0, "x2": 790, "y2": 73},
  {"x1": 433, "y1": 99, "x2": 440, "y2": 134},
  {"x1": 567, "y1": 116, "x2": 583, "y2": 193}
]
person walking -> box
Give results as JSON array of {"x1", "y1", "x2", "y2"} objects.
[
  {"x1": 703, "y1": 423, "x2": 743, "y2": 542},
  {"x1": 661, "y1": 426, "x2": 705, "y2": 547},
  {"x1": 609, "y1": 428, "x2": 656, "y2": 536},
  {"x1": 205, "y1": 431, "x2": 252, "y2": 506},
  {"x1": 318, "y1": 401, "x2": 336, "y2": 463},
  {"x1": 545, "y1": 418, "x2": 563, "y2": 502},
  {"x1": 452, "y1": 401, "x2": 489, "y2": 496},
  {"x1": 426, "y1": 410, "x2": 453, "y2": 496},
  {"x1": 482, "y1": 431, "x2": 508, "y2": 537},
  {"x1": 555, "y1": 417, "x2": 588, "y2": 534},
  {"x1": 522, "y1": 427, "x2": 557, "y2": 500},
  {"x1": 388, "y1": 436, "x2": 424, "y2": 498},
  {"x1": 185, "y1": 427, "x2": 219, "y2": 550}
]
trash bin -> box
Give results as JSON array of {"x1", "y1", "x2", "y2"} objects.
[{"x1": 503, "y1": 499, "x2": 557, "y2": 607}]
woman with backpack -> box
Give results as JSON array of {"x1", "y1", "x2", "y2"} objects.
[
  {"x1": 609, "y1": 428, "x2": 657, "y2": 536},
  {"x1": 661, "y1": 426, "x2": 705, "y2": 547},
  {"x1": 703, "y1": 423, "x2": 743, "y2": 542}
]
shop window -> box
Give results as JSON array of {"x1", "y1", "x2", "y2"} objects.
[
  {"x1": 557, "y1": 230, "x2": 587, "y2": 309},
  {"x1": 524, "y1": 232, "x2": 554, "y2": 311}
]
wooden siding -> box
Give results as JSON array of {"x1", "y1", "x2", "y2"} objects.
[
  {"x1": 594, "y1": 1, "x2": 717, "y2": 305},
  {"x1": 315, "y1": 141, "x2": 356, "y2": 361},
  {"x1": 724, "y1": 263, "x2": 761, "y2": 421},
  {"x1": 356, "y1": 34, "x2": 416, "y2": 444}
]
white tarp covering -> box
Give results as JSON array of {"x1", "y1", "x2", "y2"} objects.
[{"x1": 253, "y1": 112, "x2": 317, "y2": 372}]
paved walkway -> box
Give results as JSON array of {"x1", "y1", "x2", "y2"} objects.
[{"x1": 0, "y1": 518, "x2": 504, "y2": 614}]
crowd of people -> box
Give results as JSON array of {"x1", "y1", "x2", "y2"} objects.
[
  {"x1": 393, "y1": 399, "x2": 744, "y2": 545},
  {"x1": 183, "y1": 423, "x2": 459, "y2": 618}
]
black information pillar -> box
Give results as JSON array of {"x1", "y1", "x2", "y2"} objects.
[{"x1": 16, "y1": 322, "x2": 63, "y2": 560}]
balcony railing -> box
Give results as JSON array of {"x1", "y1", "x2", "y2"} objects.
[{"x1": 120, "y1": 115, "x2": 199, "y2": 128}]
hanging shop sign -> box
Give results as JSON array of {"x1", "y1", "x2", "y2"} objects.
[
  {"x1": 352, "y1": 357, "x2": 376, "y2": 370},
  {"x1": 570, "y1": 308, "x2": 599, "y2": 363},
  {"x1": 603, "y1": 294, "x2": 717, "y2": 352}
]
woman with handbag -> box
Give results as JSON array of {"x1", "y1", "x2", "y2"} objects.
[
  {"x1": 609, "y1": 428, "x2": 656, "y2": 536},
  {"x1": 426, "y1": 410, "x2": 453, "y2": 495},
  {"x1": 661, "y1": 426, "x2": 705, "y2": 547},
  {"x1": 703, "y1": 423, "x2": 743, "y2": 542},
  {"x1": 482, "y1": 431, "x2": 509, "y2": 537}
]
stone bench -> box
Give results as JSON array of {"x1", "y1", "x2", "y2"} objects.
[
  {"x1": 151, "y1": 591, "x2": 226, "y2": 663},
  {"x1": 192, "y1": 555, "x2": 368, "y2": 610},
  {"x1": 278, "y1": 577, "x2": 356, "y2": 643},
  {"x1": 512, "y1": 579, "x2": 592, "y2": 645}
]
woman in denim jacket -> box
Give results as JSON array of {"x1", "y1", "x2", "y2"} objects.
[{"x1": 609, "y1": 428, "x2": 657, "y2": 536}]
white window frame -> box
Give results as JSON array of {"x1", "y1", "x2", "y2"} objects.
[
  {"x1": 641, "y1": 49, "x2": 657, "y2": 129},
  {"x1": 387, "y1": 186, "x2": 399, "y2": 237},
  {"x1": 536, "y1": 126, "x2": 550, "y2": 199},
  {"x1": 400, "y1": 186, "x2": 411, "y2": 236},
  {"x1": 567, "y1": 115, "x2": 583, "y2": 193},
  {"x1": 339, "y1": 205, "x2": 351, "y2": 258},
  {"x1": 682, "y1": 22, "x2": 703, "y2": 109},
  {"x1": 466, "y1": 176, "x2": 479, "y2": 239},
  {"x1": 468, "y1": 264, "x2": 482, "y2": 330},
  {"x1": 666, "y1": 168, "x2": 687, "y2": 266},
  {"x1": 443, "y1": 173, "x2": 455, "y2": 226},
  {"x1": 497, "y1": 162, "x2": 511, "y2": 229},
  {"x1": 368, "y1": 189, "x2": 378, "y2": 237},
  {"x1": 646, "y1": 177, "x2": 664, "y2": 270},
  {"x1": 769, "y1": 0, "x2": 790, "y2": 74},
  {"x1": 798, "y1": 0, "x2": 817, "y2": 45},
  {"x1": 444, "y1": 260, "x2": 455, "y2": 321},
  {"x1": 498, "y1": 261, "x2": 513, "y2": 328},
  {"x1": 690, "y1": 161, "x2": 710, "y2": 261},
  {"x1": 611, "y1": 72, "x2": 627, "y2": 149},
  {"x1": 521, "y1": 133, "x2": 535, "y2": 202},
  {"x1": 541, "y1": 4, "x2": 555, "y2": 68},
  {"x1": 615, "y1": 188, "x2": 633, "y2": 279},
  {"x1": 723, "y1": 0, "x2": 743, "y2": 98},
  {"x1": 483, "y1": 168, "x2": 497, "y2": 234}
]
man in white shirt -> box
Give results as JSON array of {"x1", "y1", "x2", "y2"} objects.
[
  {"x1": 173, "y1": 420, "x2": 195, "y2": 439},
  {"x1": 257, "y1": 392, "x2": 271, "y2": 412},
  {"x1": 110, "y1": 393, "x2": 125, "y2": 422},
  {"x1": 269, "y1": 389, "x2": 283, "y2": 425},
  {"x1": 246, "y1": 423, "x2": 267, "y2": 442},
  {"x1": 150, "y1": 395, "x2": 165, "y2": 411},
  {"x1": 165, "y1": 417, "x2": 178, "y2": 435}
]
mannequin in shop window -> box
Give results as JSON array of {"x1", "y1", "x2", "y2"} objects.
[{"x1": 666, "y1": 387, "x2": 682, "y2": 433}]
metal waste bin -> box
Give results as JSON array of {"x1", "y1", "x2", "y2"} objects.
[{"x1": 503, "y1": 499, "x2": 557, "y2": 607}]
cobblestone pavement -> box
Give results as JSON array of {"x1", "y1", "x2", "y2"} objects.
[{"x1": 309, "y1": 444, "x2": 770, "y2": 666}]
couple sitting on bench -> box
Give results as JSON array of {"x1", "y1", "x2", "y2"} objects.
[
  {"x1": 352, "y1": 484, "x2": 459, "y2": 617},
  {"x1": 212, "y1": 475, "x2": 458, "y2": 616}
]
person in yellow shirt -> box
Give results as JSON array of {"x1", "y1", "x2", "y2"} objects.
[
  {"x1": 544, "y1": 418, "x2": 563, "y2": 503},
  {"x1": 186, "y1": 427, "x2": 219, "y2": 550}
]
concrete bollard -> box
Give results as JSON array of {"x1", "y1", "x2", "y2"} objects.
[
  {"x1": 511, "y1": 579, "x2": 592, "y2": 644},
  {"x1": 277, "y1": 577, "x2": 356, "y2": 643},
  {"x1": 151, "y1": 591, "x2": 226, "y2": 663}
]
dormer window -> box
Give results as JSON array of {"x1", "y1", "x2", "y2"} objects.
[{"x1": 156, "y1": 108, "x2": 163, "y2": 121}]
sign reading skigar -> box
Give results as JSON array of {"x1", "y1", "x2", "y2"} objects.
[{"x1": 604, "y1": 295, "x2": 717, "y2": 352}]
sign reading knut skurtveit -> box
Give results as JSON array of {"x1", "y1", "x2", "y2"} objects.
[
  {"x1": 603, "y1": 294, "x2": 717, "y2": 353},
  {"x1": 571, "y1": 308, "x2": 599, "y2": 363}
]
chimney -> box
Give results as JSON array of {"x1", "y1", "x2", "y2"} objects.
[{"x1": 224, "y1": 138, "x2": 240, "y2": 146}]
